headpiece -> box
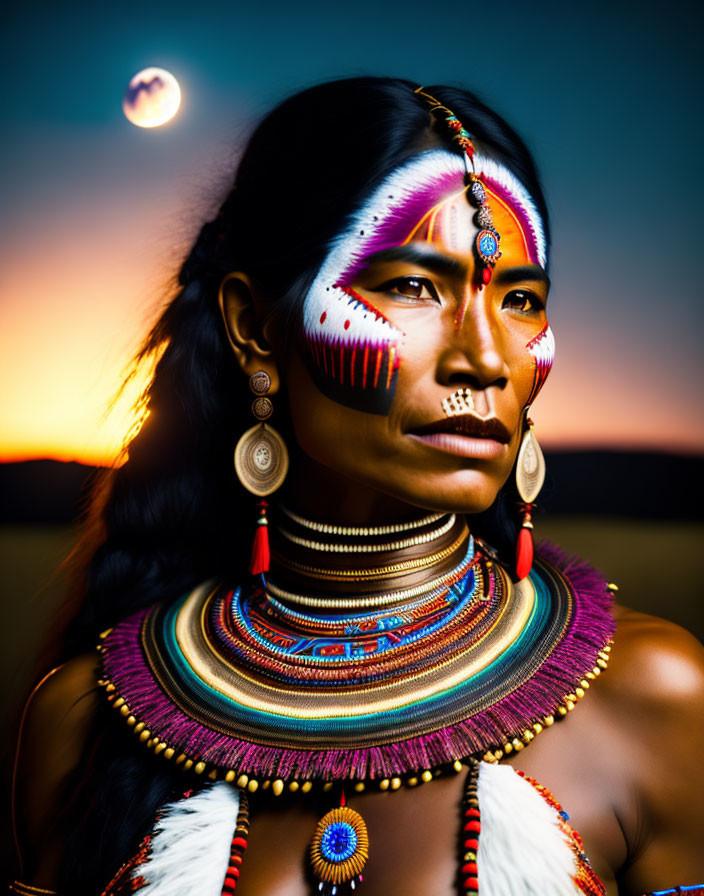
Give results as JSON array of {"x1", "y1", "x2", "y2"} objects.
[{"x1": 414, "y1": 87, "x2": 502, "y2": 285}]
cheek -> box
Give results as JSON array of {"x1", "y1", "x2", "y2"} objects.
[
  {"x1": 301, "y1": 283, "x2": 404, "y2": 416},
  {"x1": 525, "y1": 323, "x2": 555, "y2": 405}
]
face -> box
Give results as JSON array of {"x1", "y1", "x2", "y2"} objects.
[{"x1": 285, "y1": 150, "x2": 553, "y2": 514}]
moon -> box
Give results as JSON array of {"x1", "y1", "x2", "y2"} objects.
[{"x1": 123, "y1": 67, "x2": 181, "y2": 128}]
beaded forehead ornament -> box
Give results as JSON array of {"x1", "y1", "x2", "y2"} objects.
[{"x1": 414, "y1": 86, "x2": 502, "y2": 286}]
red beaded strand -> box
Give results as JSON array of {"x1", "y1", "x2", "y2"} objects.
[
  {"x1": 221, "y1": 790, "x2": 250, "y2": 895},
  {"x1": 459, "y1": 760, "x2": 481, "y2": 895}
]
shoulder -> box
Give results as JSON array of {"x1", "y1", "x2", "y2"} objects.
[
  {"x1": 606, "y1": 603, "x2": 704, "y2": 712},
  {"x1": 12, "y1": 653, "x2": 101, "y2": 881},
  {"x1": 596, "y1": 605, "x2": 704, "y2": 881}
]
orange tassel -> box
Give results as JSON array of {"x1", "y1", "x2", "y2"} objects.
[{"x1": 249, "y1": 500, "x2": 270, "y2": 575}]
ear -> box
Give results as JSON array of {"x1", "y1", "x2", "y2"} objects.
[{"x1": 218, "y1": 272, "x2": 280, "y2": 394}]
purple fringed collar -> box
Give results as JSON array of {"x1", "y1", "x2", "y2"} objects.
[{"x1": 97, "y1": 543, "x2": 615, "y2": 785}]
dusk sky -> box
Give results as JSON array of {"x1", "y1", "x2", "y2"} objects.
[{"x1": 1, "y1": 0, "x2": 703, "y2": 464}]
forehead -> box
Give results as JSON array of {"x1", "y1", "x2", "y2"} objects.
[{"x1": 324, "y1": 149, "x2": 547, "y2": 286}]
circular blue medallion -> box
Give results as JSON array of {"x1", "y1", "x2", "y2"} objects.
[
  {"x1": 477, "y1": 230, "x2": 499, "y2": 260},
  {"x1": 320, "y1": 821, "x2": 358, "y2": 863}
]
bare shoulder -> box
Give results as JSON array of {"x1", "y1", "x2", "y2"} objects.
[
  {"x1": 606, "y1": 602, "x2": 704, "y2": 711},
  {"x1": 596, "y1": 605, "x2": 704, "y2": 888},
  {"x1": 12, "y1": 653, "x2": 101, "y2": 881}
]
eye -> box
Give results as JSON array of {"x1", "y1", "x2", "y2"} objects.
[
  {"x1": 376, "y1": 276, "x2": 440, "y2": 302},
  {"x1": 502, "y1": 289, "x2": 545, "y2": 314}
]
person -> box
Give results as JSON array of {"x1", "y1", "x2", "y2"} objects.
[{"x1": 9, "y1": 76, "x2": 704, "y2": 896}]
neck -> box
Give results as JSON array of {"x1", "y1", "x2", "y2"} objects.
[{"x1": 266, "y1": 501, "x2": 472, "y2": 613}]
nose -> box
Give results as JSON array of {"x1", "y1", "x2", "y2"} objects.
[{"x1": 438, "y1": 292, "x2": 509, "y2": 391}]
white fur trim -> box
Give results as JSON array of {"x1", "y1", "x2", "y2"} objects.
[
  {"x1": 477, "y1": 762, "x2": 582, "y2": 895},
  {"x1": 135, "y1": 782, "x2": 240, "y2": 895}
]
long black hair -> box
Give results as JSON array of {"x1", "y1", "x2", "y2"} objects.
[{"x1": 58, "y1": 76, "x2": 550, "y2": 891}]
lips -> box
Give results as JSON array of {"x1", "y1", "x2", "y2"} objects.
[{"x1": 410, "y1": 413, "x2": 511, "y2": 443}]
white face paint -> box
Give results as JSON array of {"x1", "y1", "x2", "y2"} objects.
[{"x1": 300, "y1": 149, "x2": 548, "y2": 414}]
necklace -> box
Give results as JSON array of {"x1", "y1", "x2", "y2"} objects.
[
  {"x1": 272, "y1": 525, "x2": 468, "y2": 580},
  {"x1": 99, "y1": 542, "x2": 614, "y2": 784},
  {"x1": 265, "y1": 536, "x2": 476, "y2": 610},
  {"x1": 98, "y1": 542, "x2": 615, "y2": 895},
  {"x1": 278, "y1": 513, "x2": 456, "y2": 553},
  {"x1": 281, "y1": 505, "x2": 445, "y2": 536}
]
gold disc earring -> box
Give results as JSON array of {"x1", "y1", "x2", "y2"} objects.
[{"x1": 234, "y1": 370, "x2": 289, "y2": 574}]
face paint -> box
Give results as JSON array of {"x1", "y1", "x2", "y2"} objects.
[
  {"x1": 301, "y1": 150, "x2": 548, "y2": 414},
  {"x1": 525, "y1": 323, "x2": 556, "y2": 405}
]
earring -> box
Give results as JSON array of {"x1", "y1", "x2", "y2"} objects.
[
  {"x1": 234, "y1": 370, "x2": 289, "y2": 575},
  {"x1": 514, "y1": 412, "x2": 545, "y2": 580}
]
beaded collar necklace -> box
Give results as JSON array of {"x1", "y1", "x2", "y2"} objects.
[{"x1": 99, "y1": 537, "x2": 614, "y2": 895}]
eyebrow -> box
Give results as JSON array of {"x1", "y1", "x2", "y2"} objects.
[
  {"x1": 362, "y1": 245, "x2": 468, "y2": 279},
  {"x1": 359, "y1": 245, "x2": 549, "y2": 289},
  {"x1": 494, "y1": 265, "x2": 551, "y2": 289}
]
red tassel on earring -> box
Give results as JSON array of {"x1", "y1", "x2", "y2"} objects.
[
  {"x1": 249, "y1": 500, "x2": 270, "y2": 575},
  {"x1": 515, "y1": 504, "x2": 534, "y2": 580}
]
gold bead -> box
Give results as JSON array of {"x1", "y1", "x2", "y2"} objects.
[
  {"x1": 379, "y1": 779, "x2": 390, "y2": 791},
  {"x1": 247, "y1": 779, "x2": 259, "y2": 793},
  {"x1": 533, "y1": 723, "x2": 543, "y2": 734},
  {"x1": 164, "y1": 747, "x2": 175, "y2": 760},
  {"x1": 225, "y1": 770, "x2": 236, "y2": 783},
  {"x1": 208, "y1": 769, "x2": 218, "y2": 780},
  {"x1": 566, "y1": 693, "x2": 577, "y2": 703},
  {"x1": 421, "y1": 770, "x2": 433, "y2": 783},
  {"x1": 183, "y1": 759, "x2": 194, "y2": 771},
  {"x1": 483, "y1": 751, "x2": 497, "y2": 763},
  {"x1": 557, "y1": 705, "x2": 568, "y2": 716},
  {"x1": 154, "y1": 742, "x2": 166, "y2": 755},
  {"x1": 597, "y1": 658, "x2": 607, "y2": 669},
  {"x1": 598, "y1": 651, "x2": 610, "y2": 661},
  {"x1": 289, "y1": 781, "x2": 299, "y2": 792},
  {"x1": 194, "y1": 761, "x2": 206, "y2": 775},
  {"x1": 607, "y1": 583, "x2": 619, "y2": 592},
  {"x1": 237, "y1": 774, "x2": 249, "y2": 788},
  {"x1": 146, "y1": 738, "x2": 154, "y2": 749},
  {"x1": 565, "y1": 700, "x2": 575, "y2": 711},
  {"x1": 139, "y1": 730, "x2": 150, "y2": 742},
  {"x1": 301, "y1": 781, "x2": 312, "y2": 793},
  {"x1": 503, "y1": 741, "x2": 513, "y2": 754},
  {"x1": 114, "y1": 697, "x2": 125, "y2": 709},
  {"x1": 453, "y1": 760, "x2": 463, "y2": 773},
  {"x1": 390, "y1": 777, "x2": 402, "y2": 790},
  {"x1": 580, "y1": 679, "x2": 590, "y2": 689},
  {"x1": 272, "y1": 779, "x2": 284, "y2": 796},
  {"x1": 544, "y1": 715, "x2": 554, "y2": 726},
  {"x1": 261, "y1": 780, "x2": 270, "y2": 789},
  {"x1": 127, "y1": 715, "x2": 136, "y2": 726},
  {"x1": 493, "y1": 749, "x2": 504, "y2": 761},
  {"x1": 119, "y1": 704, "x2": 130, "y2": 717},
  {"x1": 586, "y1": 671, "x2": 596, "y2": 680},
  {"x1": 575, "y1": 687, "x2": 585, "y2": 699},
  {"x1": 604, "y1": 644, "x2": 612, "y2": 652},
  {"x1": 323, "y1": 781, "x2": 334, "y2": 792},
  {"x1": 354, "y1": 781, "x2": 365, "y2": 792},
  {"x1": 593, "y1": 665, "x2": 602, "y2": 675},
  {"x1": 407, "y1": 777, "x2": 418, "y2": 787},
  {"x1": 134, "y1": 721, "x2": 145, "y2": 733},
  {"x1": 175, "y1": 754, "x2": 187, "y2": 765},
  {"x1": 523, "y1": 729, "x2": 534, "y2": 742},
  {"x1": 512, "y1": 738, "x2": 524, "y2": 751}
]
